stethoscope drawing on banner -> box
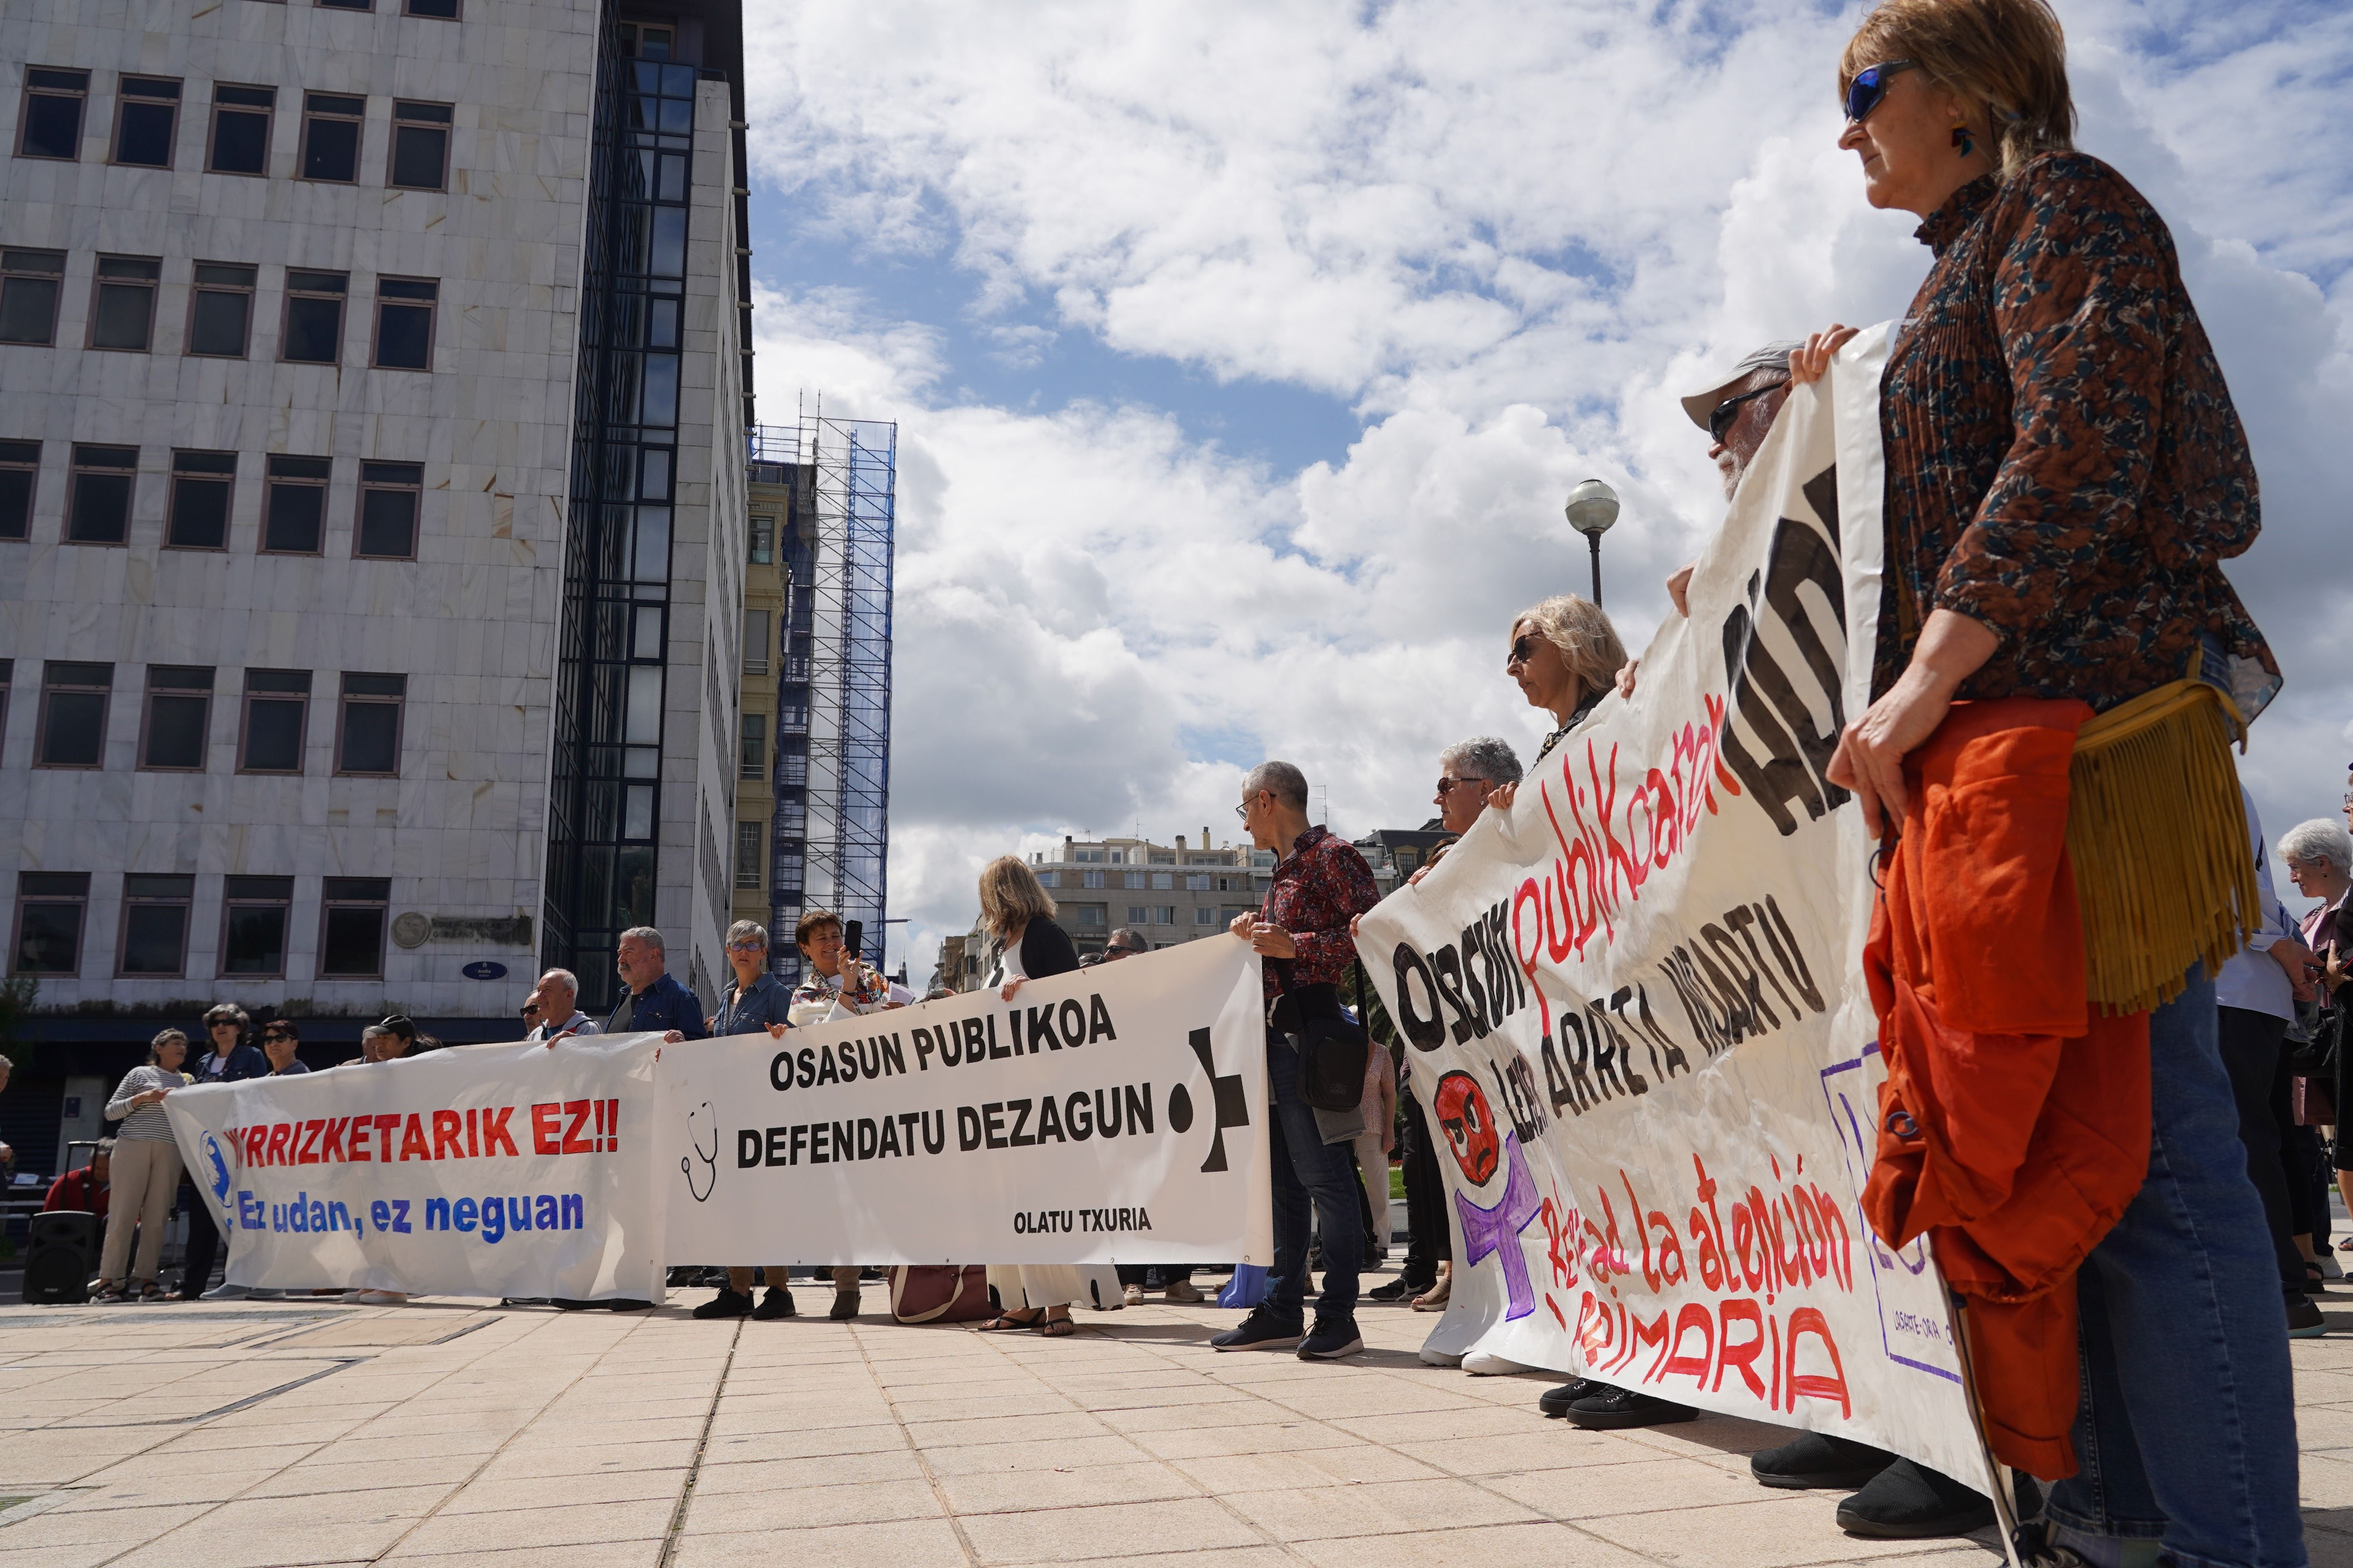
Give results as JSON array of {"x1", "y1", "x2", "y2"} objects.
[{"x1": 682, "y1": 1100, "x2": 718, "y2": 1202}]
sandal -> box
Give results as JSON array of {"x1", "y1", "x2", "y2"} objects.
[
  {"x1": 1038, "y1": 1314, "x2": 1075, "y2": 1338},
  {"x1": 95, "y1": 1282, "x2": 127, "y2": 1303},
  {"x1": 136, "y1": 1282, "x2": 166, "y2": 1302},
  {"x1": 978, "y1": 1309, "x2": 1045, "y2": 1332}
]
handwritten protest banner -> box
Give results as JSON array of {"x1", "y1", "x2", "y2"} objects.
[
  {"x1": 656, "y1": 935, "x2": 1272, "y2": 1266},
  {"x1": 163, "y1": 1033, "x2": 665, "y2": 1300},
  {"x1": 1358, "y1": 329, "x2": 1991, "y2": 1490}
]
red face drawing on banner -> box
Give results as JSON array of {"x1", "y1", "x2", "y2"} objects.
[{"x1": 1434, "y1": 1070, "x2": 1500, "y2": 1186}]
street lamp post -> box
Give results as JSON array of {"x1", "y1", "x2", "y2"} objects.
[{"x1": 1564, "y1": 479, "x2": 1619, "y2": 607}]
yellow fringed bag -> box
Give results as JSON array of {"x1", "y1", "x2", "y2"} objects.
[{"x1": 2065, "y1": 678, "x2": 2256, "y2": 1016}]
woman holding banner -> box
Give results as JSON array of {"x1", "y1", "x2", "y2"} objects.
[
  {"x1": 96, "y1": 1030, "x2": 192, "y2": 1302},
  {"x1": 972, "y1": 855, "x2": 1119, "y2": 1336},
  {"x1": 1791, "y1": 1, "x2": 2295, "y2": 1561}
]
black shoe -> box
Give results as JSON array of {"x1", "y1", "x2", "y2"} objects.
[
  {"x1": 1368, "y1": 1276, "x2": 1432, "y2": 1302},
  {"x1": 1538, "y1": 1378, "x2": 1610, "y2": 1417},
  {"x1": 606, "y1": 1299, "x2": 655, "y2": 1311},
  {"x1": 1834, "y1": 1457, "x2": 1995, "y2": 1539},
  {"x1": 1750, "y1": 1431, "x2": 1896, "y2": 1490},
  {"x1": 829, "y1": 1288, "x2": 860, "y2": 1321},
  {"x1": 550, "y1": 1298, "x2": 598, "y2": 1311},
  {"x1": 1564, "y1": 1387, "x2": 1698, "y2": 1430},
  {"x1": 694, "y1": 1288, "x2": 752, "y2": 1320},
  {"x1": 1210, "y1": 1307, "x2": 1305, "y2": 1351},
  {"x1": 2289, "y1": 1292, "x2": 2327, "y2": 1338},
  {"x1": 1297, "y1": 1315, "x2": 1363, "y2": 1360},
  {"x1": 498, "y1": 1297, "x2": 551, "y2": 1308},
  {"x1": 752, "y1": 1287, "x2": 796, "y2": 1320}
]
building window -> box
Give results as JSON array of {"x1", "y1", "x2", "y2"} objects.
[
  {"x1": 618, "y1": 23, "x2": 675, "y2": 57},
  {"x1": 1149, "y1": 851, "x2": 1175, "y2": 865},
  {"x1": 734, "y1": 821, "x2": 763, "y2": 890},
  {"x1": 262, "y1": 455, "x2": 330, "y2": 553},
  {"x1": 0, "y1": 248, "x2": 65, "y2": 344},
  {"x1": 1186, "y1": 873, "x2": 1210, "y2": 891},
  {"x1": 17, "y1": 68, "x2": 89, "y2": 160},
  {"x1": 1126, "y1": 905, "x2": 1146, "y2": 924},
  {"x1": 1038, "y1": 871, "x2": 1057, "y2": 889},
  {"x1": 0, "y1": 440, "x2": 37, "y2": 539},
  {"x1": 239, "y1": 669, "x2": 311, "y2": 773},
  {"x1": 117, "y1": 873, "x2": 195, "y2": 977},
  {"x1": 739, "y1": 713, "x2": 766, "y2": 781},
  {"x1": 0, "y1": 660, "x2": 10, "y2": 757},
  {"x1": 742, "y1": 609, "x2": 769, "y2": 674},
  {"x1": 319, "y1": 0, "x2": 373, "y2": 11},
  {"x1": 66, "y1": 444, "x2": 137, "y2": 545},
  {"x1": 89, "y1": 256, "x2": 162, "y2": 351},
  {"x1": 281, "y1": 271, "x2": 348, "y2": 362},
  {"x1": 370, "y1": 278, "x2": 436, "y2": 369},
  {"x1": 111, "y1": 76, "x2": 181, "y2": 166},
  {"x1": 1395, "y1": 849, "x2": 1419, "y2": 872},
  {"x1": 1195, "y1": 907, "x2": 1221, "y2": 927},
  {"x1": 165, "y1": 449, "x2": 236, "y2": 550},
  {"x1": 1082, "y1": 870, "x2": 1106, "y2": 889},
  {"x1": 355, "y1": 461, "x2": 422, "y2": 557},
  {"x1": 187, "y1": 262, "x2": 256, "y2": 357},
  {"x1": 335, "y1": 673, "x2": 405, "y2": 775},
  {"x1": 11, "y1": 872, "x2": 90, "y2": 976},
  {"x1": 319, "y1": 877, "x2": 390, "y2": 977},
  {"x1": 403, "y1": 0, "x2": 460, "y2": 18},
  {"x1": 387, "y1": 100, "x2": 450, "y2": 189},
  {"x1": 138, "y1": 665, "x2": 213, "y2": 771},
  {"x1": 220, "y1": 874, "x2": 293, "y2": 977},
  {"x1": 1151, "y1": 871, "x2": 1173, "y2": 890},
  {"x1": 1073, "y1": 906, "x2": 1107, "y2": 929},
  {"x1": 36, "y1": 661, "x2": 111, "y2": 768},
  {"x1": 300, "y1": 92, "x2": 364, "y2": 180},
  {"x1": 1122, "y1": 871, "x2": 1144, "y2": 889},
  {"x1": 207, "y1": 84, "x2": 274, "y2": 174},
  {"x1": 748, "y1": 514, "x2": 773, "y2": 564}
]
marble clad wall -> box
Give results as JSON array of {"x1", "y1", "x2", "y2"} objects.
[{"x1": 0, "y1": 0, "x2": 730, "y2": 1017}]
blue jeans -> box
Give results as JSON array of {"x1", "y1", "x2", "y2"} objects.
[
  {"x1": 2045, "y1": 967, "x2": 2306, "y2": 1568},
  {"x1": 1263, "y1": 1035, "x2": 1362, "y2": 1324}
]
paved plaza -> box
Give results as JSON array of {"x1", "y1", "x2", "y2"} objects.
[{"x1": 8, "y1": 1279, "x2": 2353, "y2": 1568}]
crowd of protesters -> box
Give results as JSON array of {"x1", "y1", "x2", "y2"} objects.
[{"x1": 33, "y1": 0, "x2": 2345, "y2": 1561}]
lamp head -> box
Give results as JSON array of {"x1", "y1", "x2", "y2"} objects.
[{"x1": 1564, "y1": 478, "x2": 1619, "y2": 537}]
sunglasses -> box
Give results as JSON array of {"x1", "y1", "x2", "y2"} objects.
[
  {"x1": 262, "y1": 1028, "x2": 295, "y2": 1040},
  {"x1": 1435, "y1": 775, "x2": 1487, "y2": 794},
  {"x1": 1843, "y1": 59, "x2": 1917, "y2": 124},
  {"x1": 1709, "y1": 381, "x2": 1784, "y2": 443},
  {"x1": 1508, "y1": 634, "x2": 1538, "y2": 665}
]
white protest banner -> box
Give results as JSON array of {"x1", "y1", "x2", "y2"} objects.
[
  {"x1": 164, "y1": 1033, "x2": 665, "y2": 1300},
  {"x1": 657, "y1": 936, "x2": 1272, "y2": 1266},
  {"x1": 1359, "y1": 329, "x2": 1992, "y2": 1490}
]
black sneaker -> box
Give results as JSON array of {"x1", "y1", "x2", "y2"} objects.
[
  {"x1": 1834, "y1": 1457, "x2": 1995, "y2": 1538},
  {"x1": 1538, "y1": 1378, "x2": 1610, "y2": 1417},
  {"x1": 1210, "y1": 1307, "x2": 1305, "y2": 1351},
  {"x1": 1296, "y1": 1315, "x2": 1363, "y2": 1360},
  {"x1": 1750, "y1": 1431, "x2": 1895, "y2": 1489},
  {"x1": 1564, "y1": 1387, "x2": 1698, "y2": 1430},
  {"x1": 2288, "y1": 1292, "x2": 2327, "y2": 1338},
  {"x1": 1367, "y1": 1276, "x2": 1431, "y2": 1302},
  {"x1": 693, "y1": 1288, "x2": 752, "y2": 1320},
  {"x1": 752, "y1": 1287, "x2": 796, "y2": 1320}
]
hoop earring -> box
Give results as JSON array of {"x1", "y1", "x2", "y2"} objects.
[{"x1": 1952, "y1": 121, "x2": 1976, "y2": 157}]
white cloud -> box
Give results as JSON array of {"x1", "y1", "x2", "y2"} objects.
[{"x1": 741, "y1": 1, "x2": 2353, "y2": 976}]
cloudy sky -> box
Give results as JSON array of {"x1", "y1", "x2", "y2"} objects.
[{"x1": 736, "y1": 0, "x2": 2353, "y2": 979}]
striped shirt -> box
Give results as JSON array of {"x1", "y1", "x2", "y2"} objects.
[{"x1": 106, "y1": 1065, "x2": 185, "y2": 1141}]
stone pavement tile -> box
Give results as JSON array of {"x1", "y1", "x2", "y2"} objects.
[
  {"x1": 1486, "y1": 1454, "x2": 1768, "y2": 1516},
  {"x1": 195, "y1": 1416, "x2": 391, "y2": 1450},
  {"x1": 0, "y1": 1545, "x2": 121, "y2": 1568},
  {"x1": 437, "y1": 1467, "x2": 686, "y2": 1512},
  {"x1": 1613, "y1": 1412, "x2": 1795, "y2": 1461},
  {"x1": 381, "y1": 1541, "x2": 663, "y2": 1568},
  {"x1": 682, "y1": 1477, "x2": 943, "y2": 1532},
  {"x1": 673, "y1": 1517, "x2": 967, "y2": 1568},
  {"x1": 1057, "y1": 1381, "x2": 1275, "y2": 1414},
  {"x1": 0, "y1": 1502, "x2": 210, "y2": 1549},
  {"x1": 920, "y1": 1435, "x2": 1157, "y2": 1476},
  {"x1": 296, "y1": 1428, "x2": 518, "y2": 1463},
  {"x1": 691, "y1": 1449, "x2": 929, "y2": 1492},
  {"x1": 392, "y1": 1497, "x2": 677, "y2": 1555},
  {"x1": 2305, "y1": 1455, "x2": 2353, "y2": 1508},
  {"x1": 699, "y1": 1423, "x2": 909, "y2": 1464},
  {"x1": 1056, "y1": 1550, "x2": 1293, "y2": 1568},
  {"x1": 2303, "y1": 1406, "x2": 2353, "y2": 1451},
  {"x1": 1170, "y1": 1444, "x2": 1448, "y2": 1493},
  {"x1": 472, "y1": 1438, "x2": 700, "y2": 1480},
  {"x1": 523, "y1": 1412, "x2": 709, "y2": 1444},
  {"x1": 108, "y1": 1515, "x2": 417, "y2": 1568},
  {"x1": 1247, "y1": 1378, "x2": 1494, "y2": 1421},
  {"x1": 887, "y1": 1391, "x2": 1080, "y2": 1422},
  {"x1": 1575, "y1": 1494, "x2": 1968, "y2": 1568},
  {"x1": 1330, "y1": 1404, "x2": 1552, "y2": 1444},
  {"x1": 237, "y1": 1452, "x2": 489, "y2": 1499},
  {"x1": 934, "y1": 1459, "x2": 1199, "y2": 1514},
  {"x1": 542, "y1": 1395, "x2": 715, "y2": 1421},
  {"x1": 1221, "y1": 1476, "x2": 1542, "y2": 1541},
  {"x1": 1390, "y1": 1428, "x2": 1639, "y2": 1477},
  {"x1": 957, "y1": 1497, "x2": 1267, "y2": 1564},
  {"x1": 1288, "y1": 1520, "x2": 1657, "y2": 1568},
  {"x1": 903, "y1": 1411, "x2": 1119, "y2": 1447},
  {"x1": 1126, "y1": 1420, "x2": 1362, "y2": 1460}
]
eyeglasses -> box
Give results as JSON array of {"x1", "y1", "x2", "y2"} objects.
[
  {"x1": 1708, "y1": 381, "x2": 1784, "y2": 443},
  {"x1": 1843, "y1": 59, "x2": 1917, "y2": 124},
  {"x1": 1234, "y1": 797, "x2": 1257, "y2": 820},
  {"x1": 1435, "y1": 776, "x2": 1488, "y2": 794},
  {"x1": 725, "y1": 938, "x2": 765, "y2": 952},
  {"x1": 262, "y1": 1028, "x2": 295, "y2": 1040},
  {"x1": 1508, "y1": 635, "x2": 1536, "y2": 666}
]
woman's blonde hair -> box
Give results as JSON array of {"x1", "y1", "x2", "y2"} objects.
[
  {"x1": 978, "y1": 855, "x2": 1057, "y2": 942},
  {"x1": 1840, "y1": 0, "x2": 2074, "y2": 182},
  {"x1": 1512, "y1": 595, "x2": 1628, "y2": 703}
]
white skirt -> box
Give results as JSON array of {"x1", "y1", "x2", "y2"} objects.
[{"x1": 987, "y1": 1264, "x2": 1124, "y2": 1312}]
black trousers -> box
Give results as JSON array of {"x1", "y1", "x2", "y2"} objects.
[
  {"x1": 1399, "y1": 1092, "x2": 1448, "y2": 1286},
  {"x1": 178, "y1": 1184, "x2": 222, "y2": 1297},
  {"x1": 2217, "y1": 1005, "x2": 2302, "y2": 1294}
]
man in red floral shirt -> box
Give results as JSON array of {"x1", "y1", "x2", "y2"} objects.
[{"x1": 1213, "y1": 760, "x2": 1381, "y2": 1361}]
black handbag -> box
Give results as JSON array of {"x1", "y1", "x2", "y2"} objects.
[{"x1": 1270, "y1": 959, "x2": 1372, "y2": 1113}]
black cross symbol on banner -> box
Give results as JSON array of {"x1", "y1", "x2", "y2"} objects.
[{"x1": 1190, "y1": 1026, "x2": 1250, "y2": 1174}]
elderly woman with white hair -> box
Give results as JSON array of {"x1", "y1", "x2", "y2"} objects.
[
  {"x1": 97, "y1": 1029, "x2": 193, "y2": 1301},
  {"x1": 692, "y1": 920, "x2": 801, "y2": 1321},
  {"x1": 2282, "y1": 818, "x2": 2353, "y2": 1240}
]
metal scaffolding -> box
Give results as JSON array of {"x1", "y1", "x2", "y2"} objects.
[{"x1": 748, "y1": 411, "x2": 896, "y2": 978}]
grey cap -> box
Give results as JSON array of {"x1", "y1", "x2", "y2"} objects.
[{"x1": 1680, "y1": 341, "x2": 1802, "y2": 430}]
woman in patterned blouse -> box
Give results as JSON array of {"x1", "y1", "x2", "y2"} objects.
[{"x1": 1783, "y1": 2, "x2": 2301, "y2": 1564}]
